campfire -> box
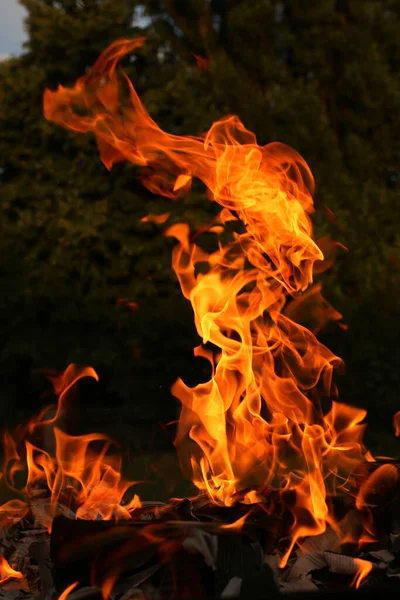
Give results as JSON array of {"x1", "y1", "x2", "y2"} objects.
[{"x1": 1, "y1": 38, "x2": 399, "y2": 600}]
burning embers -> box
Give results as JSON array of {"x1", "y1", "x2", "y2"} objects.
[{"x1": 0, "y1": 38, "x2": 399, "y2": 599}]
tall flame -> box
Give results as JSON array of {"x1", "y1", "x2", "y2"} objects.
[{"x1": 43, "y1": 39, "x2": 381, "y2": 557}]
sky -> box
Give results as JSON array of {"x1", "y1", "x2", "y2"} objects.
[
  {"x1": 0, "y1": 0, "x2": 28, "y2": 60},
  {"x1": 0, "y1": 1, "x2": 149, "y2": 60}
]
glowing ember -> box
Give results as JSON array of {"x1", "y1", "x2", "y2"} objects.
[{"x1": 40, "y1": 38, "x2": 400, "y2": 564}]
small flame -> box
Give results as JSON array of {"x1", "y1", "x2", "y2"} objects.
[
  {"x1": 220, "y1": 511, "x2": 250, "y2": 531},
  {"x1": 352, "y1": 558, "x2": 373, "y2": 589},
  {"x1": 58, "y1": 581, "x2": 79, "y2": 600},
  {"x1": 0, "y1": 555, "x2": 24, "y2": 584},
  {"x1": 173, "y1": 174, "x2": 192, "y2": 192},
  {"x1": 101, "y1": 574, "x2": 119, "y2": 600},
  {"x1": 0, "y1": 364, "x2": 141, "y2": 533},
  {"x1": 140, "y1": 212, "x2": 170, "y2": 224}
]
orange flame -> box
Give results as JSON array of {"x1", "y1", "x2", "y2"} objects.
[
  {"x1": 394, "y1": 411, "x2": 400, "y2": 436},
  {"x1": 58, "y1": 581, "x2": 79, "y2": 600},
  {"x1": 140, "y1": 212, "x2": 170, "y2": 224},
  {"x1": 42, "y1": 38, "x2": 381, "y2": 558},
  {"x1": 284, "y1": 282, "x2": 347, "y2": 335},
  {"x1": 352, "y1": 558, "x2": 373, "y2": 589},
  {"x1": 356, "y1": 463, "x2": 399, "y2": 511},
  {"x1": 0, "y1": 364, "x2": 141, "y2": 533},
  {"x1": 0, "y1": 555, "x2": 24, "y2": 584}
]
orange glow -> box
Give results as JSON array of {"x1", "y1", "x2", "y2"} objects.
[
  {"x1": 116, "y1": 297, "x2": 139, "y2": 311},
  {"x1": 284, "y1": 282, "x2": 347, "y2": 335},
  {"x1": 0, "y1": 555, "x2": 24, "y2": 584},
  {"x1": 192, "y1": 53, "x2": 210, "y2": 70},
  {"x1": 0, "y1": 499, "x2": 29, "y2": 531},
  {"x1": 0, "y1": 364, "x2": 141, "y2": 533},
  {"x1": 41, "y1": 38, "x2": 377, "y2": 558},
  {"x1": 394, "y1": 411, "x2": 400, "y2": 436},
  {"x1": 355, "y1": 463, "x2": 398, "y2": 511},
  {"x1": 58, "y1": 581, "x2": 79, "y2": 600},
  {"x1": 140, "y1": 212, "x2": 171, "y2": 224},
  {"x1": 101, "y1": 574, "x2": 118, "y2": 600},
  {"x1": 220, "y1": 512, "x2": 251, "y2": 531},
  {"x1": 363, "y1": 450, "x2": 375, "y2": 463},
  {"x1": 352, "y1": 558, "x2": 373, "y2": 589}
]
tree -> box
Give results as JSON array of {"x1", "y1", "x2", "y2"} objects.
[{"x1": 0, "y1": 1, "x2": 202, "y2": 438}]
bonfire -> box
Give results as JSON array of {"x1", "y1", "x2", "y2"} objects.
[{"x1": 0, "y1": 39, "x2": 399, "y2": 600}]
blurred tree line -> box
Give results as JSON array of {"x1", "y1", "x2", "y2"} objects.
[{"x1": 0, "y1": 0, "x2": 398, "y2": 447}]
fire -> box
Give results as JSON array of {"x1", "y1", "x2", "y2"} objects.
[
  {"x1": 352, "y1": 558, "x2": 373, "y2": 589},
  {"x1": 58, "y1": 581, "x2": 78, "y2": 600},
  {"x1": 40, "y1": 37, "x2": 385, "y2": 560},
  {"x1": 395, "y1": 411, "x2": 400, "y2": 437},
  {"x1": 0, "y1": 555, "x2": 24, "y2": 584},
  {"x1": 0, "y1": 364, "x2": 141, "y2": 534}
]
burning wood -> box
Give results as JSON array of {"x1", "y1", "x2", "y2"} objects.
[
  {"x1": 1, "y1": 37, "x2": 399, "y2": 599},
  {"x1": 1, "y1": 483, "x2": 400, "y2": 598}
]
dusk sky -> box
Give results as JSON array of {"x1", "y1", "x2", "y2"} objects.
[{"x1": 0, "y1": 0, "x2": 28, "y2": 60}]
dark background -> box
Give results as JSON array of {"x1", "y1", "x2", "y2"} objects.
[{"x1": 0, "y1": 0, "x2": 399, "y2": 461}]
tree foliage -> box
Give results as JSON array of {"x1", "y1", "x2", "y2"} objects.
[{"x1": 0, "y1": 0, "x2": 398, "y2": 437}]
